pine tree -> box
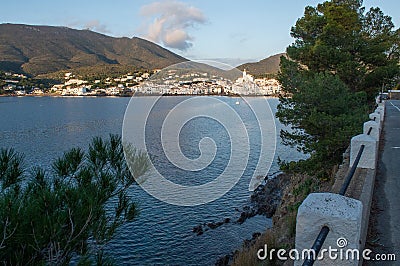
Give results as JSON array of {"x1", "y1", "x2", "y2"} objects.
[
  {"x1": 0, "y1": 135, "x2": 149, "y2": 265},
  {"x1": 277, "y1": 0, "x2": 399, "y2": 177}
]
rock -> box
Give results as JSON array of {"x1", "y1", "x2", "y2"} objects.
[
  {"x1": 234, "y1": 173, "x2": 290, "y2": 224},
  {"x1": 207, "y1": 222, "x2": 218, "y2": 229},
  {"x1": 192, "y1": 225, "x2": 203, "y2": 235},
  {"x1": 237, "y1": 212, "x2": 246, "y2": 224},
  {"x1": 194, "y1": 217, "x2": 232, "y2": 235},
  {"x1": 252, "y1": 232, "x2": 261, "y2": 239},
  {"x1": 237, "y1": 209, "x2": 256, "y2": 224},
  {"x1": 250, "y1": 173, "x2": 289, "y2": 218},
  {"x1": 207, "y1": 221, "x2": 225, "y2": 229},
  {"x1": 215, "y1": 254, "x2": 232, "y2": 266}
]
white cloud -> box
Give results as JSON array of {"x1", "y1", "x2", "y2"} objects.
[
  {"x1": 163, "y1": 29, "x2": 192, "y2": 49},
  {"x1": 140, "y1": 0, "x2": 206, "y2": 51}
]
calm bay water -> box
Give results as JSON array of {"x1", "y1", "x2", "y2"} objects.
[{"x1": 0, "y1": 96, "x2": 303, "y2": 265}]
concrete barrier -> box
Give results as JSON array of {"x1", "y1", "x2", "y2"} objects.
[
  {"x1": 358, "y1": 169, "x2": 376, "y2": 265},
  {"x1": 294, "y1": 103, "x2": 384, "y2": 265},
  {"x1": 376, "y1": 106, "x2": 385, "y2": 121},
  {"x1": 350, "y1": 134, "x2": 378, "y2": 169},
  {"x1": 295, "y1": 193, "x2": 363, "y2": 266},
  {"x1": 363, "y1": 120, "x2": 380, "y2": 140},
  {"x1": 368, "y1": 112, "x2": 381, "y2": 128}
]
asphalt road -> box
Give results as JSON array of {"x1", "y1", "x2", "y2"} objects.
[{"x1": 366, "y1": 100, "x2": 400, "y2": 265}]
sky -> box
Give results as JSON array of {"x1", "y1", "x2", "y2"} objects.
[{"x1": 1, "y1": 0, "x2": 399, "y2": 65}]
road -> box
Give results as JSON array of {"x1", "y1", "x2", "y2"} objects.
[{"x1": 365, "y1": 100, "x2": 400, "y2": 265}]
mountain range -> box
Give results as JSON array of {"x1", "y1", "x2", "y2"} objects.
[
  {"x1": 0, "y1": 23, "x2": 283, "y2": 77},
  {"x1": 0, "y1": 24, "x2": 186, "y2": 76}
]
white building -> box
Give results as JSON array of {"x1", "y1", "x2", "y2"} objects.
[
  {"x1": 62, "y1": 87, "x2": 87, "y2": 96},
  {"x1": 15, "y1": 90, "x2": 26, "y2": 95},
  {"x1": 235, "y1": 69, "x2": 254, "y2": 84},
  {"x1": 254, "y1": 78, "x2": 281, "y2": 95},
  {"x1": 65, "y1": 79, "x2": 87, "y2": 86},
  {"x1": 105, "y1": 87, "x2": 121, "y2": 95},
  {"x1": 32, "y1": 88, "x2": 44, "y2": 95},
  {"x1": 232, "y1": 69, "x2": 257, "y2": 95}
]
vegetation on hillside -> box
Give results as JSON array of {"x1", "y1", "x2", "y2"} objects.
[
  {"x1": 277, "y1": 0, "x2": 400, "y2": 178},
  {"x1": 37, "y1": 65, "x2": 148, "y2": 82},
  {"x1": 0, "y1": 24, "x2": 186, "y2": 76},
  {"x1": 237, "y1": 53, "x2": 285, "y2": 76},
  {"x1": 0, "y1": 135, "x2": 149, "y2": 265},
  {"x1": 0, "y1": 71, "x2": 58, "y2": 94}
]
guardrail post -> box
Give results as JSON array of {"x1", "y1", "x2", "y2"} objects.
[
  {"x1": 368, "y1": 112, "x2": 381, "y2": 127},
  {"x1": 363, "y1": 121, "x2": 380, "y2": 140},
  {"x1": 350, "y1": 134, "x2": 378, "y2": 169},
  {"x1": 375, "y1": 106, "x2": 385, "y2": 121},
  {"x1": 295, "y1": 193, "x2": 363, "y2": 265}
]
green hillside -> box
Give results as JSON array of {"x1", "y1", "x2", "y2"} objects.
[{"x1": 0, "y1": 24, "x2": 186, "y2": 76}]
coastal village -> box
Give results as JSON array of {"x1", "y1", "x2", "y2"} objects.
[{"x1": 0, "y1": 68, "x2": 282, "y2": 97}]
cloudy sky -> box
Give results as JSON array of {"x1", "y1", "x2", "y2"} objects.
[{"x1": 1, "y1": 0, "x2": 399, "y2": 65}]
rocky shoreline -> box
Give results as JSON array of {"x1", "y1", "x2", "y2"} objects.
[
  {"x1": 237, "y1": 172, "x2": 289, "y2": 224},
  {"x1": 192, "y1": 172, "x2": 288, "y2": 237},
  {"x1": 213, "y1": 172, "x2": 290, "y2": 265}
]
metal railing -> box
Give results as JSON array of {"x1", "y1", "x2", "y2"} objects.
[{"x1": 302, "y1": 126, "x2": 373, "y2": 266}]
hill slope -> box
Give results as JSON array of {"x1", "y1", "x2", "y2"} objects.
[
  {"x1": 0, "y1": 24, "x2": 186, "y2": 76},
  {"x1": 237, "y1": 53, "x2": 286, "y2": 76}
]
